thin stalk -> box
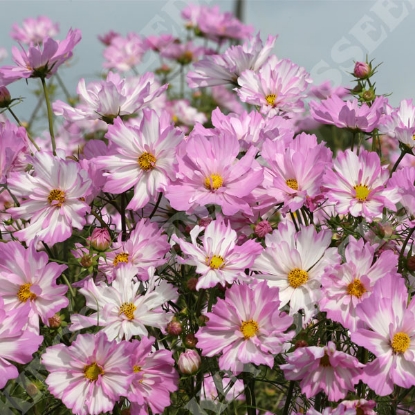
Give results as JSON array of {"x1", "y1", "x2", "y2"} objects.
[
  {"x1": 398, "y1": 226, "x2": 415, "y2": 273},
  {"x1": 149, "y1": 192, "x2": 162, "y2": 219},
  {"x1": 7, "y1": 107, "x2": 40, "y2": 151},
  {"x1": 390, "y1": 151, "x2": 406, "y2": 177},
  {"x1": 120, "y1": 192, "x2": 127, "y2": 241},
  {"x1": 290, "y1": 211, "x2": 300, "y2": 232},
  {"x1": 282, "y1": 381, "x2": 295, "y2": 415},
  {"x1": 41, "y1": 77, "x2": 56, "y2": 156},
  {"x1": 243, "y1": 373, "x2": 256, "y2": 415},
  {"x1": 55, "y1": 73, "x2": 72, "y2": 103}
]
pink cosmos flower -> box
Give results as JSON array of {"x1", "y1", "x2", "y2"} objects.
[
  {"x1": 172, "y1": 217, "x2": 262, "y2": 290},
  {"x1": 0, "y1": 29, "x2": 81, "y2": 86},
  {"x1": 103, "y1": 32, "x2": 146, "y2": 72},
  {"x1": 0, "y1": 297, "x2": 43, "y2": 388},
  {"x1": 0, "y1": 120, "x2": 29, "y2": 184},
  {"x1": 126, "y1": 336, "x2": 178, "y2": 414},
  {"x1": 208, "y1": 107, "x2": 295, "y2": 151},
  {"x1": 211, "y1": 85, "x2": 245, "y2": 114},
  {"x1": 351, "y1": 273, "x2": 415, "y2": 396},
  {"x1": 7, "y1": 151, "x2": 92, "y2": 244},
  {"x1": 161, "y1": 41, "x2": 205, "y2": 65},
  {"x1": 99, "y1": 218, "x2": 170, "y2": 281},
  {"x1": 253, "y1": 221, "x2": 340, "y2": 322},
  {"x1": 388, "y1": 167, "x2": 415, "y2": 221},
  {"x1": 144, "y1": 34, "x2": 176, "y2": 52},
  {"x1": 53, "y1": 71, "x2": 167, "y2": 125},
  {"x1": 320, "y1": 236, "x2": 398, "y2": 332},
  {"x1": 198, "y1": 5, "x2": 253, "y2": 41},
  {"x1": 98, "y1": 30, "x2": 120, "y2": 46},
  {"x1": 42, "y1": 331, "x2": 130, "y2": 415},
  {"x1": 11, "y1": 16, "x2": 59, "y2": 44},
  {"x1": 309, "y1": 95, "x2": 386, "y2": 132},
  {"x1": 187, "y1": 33, "x2": 276, "y2": 87},
  {"x1": 378, "y1": 99, "x2": 415, "y2": 152},
  {"x1": 260, "y1": 133, "x2": 332, "y2": 213},
  {"x1": 308, "y1": 80, "x2": 350, "y2": 101},
  {"x1": 196, "y1": 281, "x2": 294, "y2": 374},
  {"x1": 280, "y1": 341, "x2": 364, "y2": 401},
  {"x1": 166, "y1": 99, "x2": 207, "y2": 131},
  {"x1": 95, "y1": 110, "x2": 183, "y2": 210},
  {"x1": 335, "y1": 400, "x2": 376, "y2": 415},
  {"x1": 323, "y1": 149, "x2": 399, "y2": 221},
  {"x1": 165, "y1": 132, "x2": 263, "y2": 216},
  {"x1": 237, "y1": 55, "x2": 311, "y2": 117},
  {"x1": 0, "y1": 240, "x2": 68, "y2": 332},
  {"x1": 70, "y1": 264, "x2": 177, "y2": 341}
]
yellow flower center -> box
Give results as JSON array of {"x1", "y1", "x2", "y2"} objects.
[
  {"x1": 84, "y1": 362, "x2": 104, "y2": 381},
  {"x1": 204, "y1": 174, "x2": 223, "y2": 191},
  {"x1": 47, "y1": 189, "x2": 65, "y2": 207},
  {"x1": 354, "y1": 184, "x2": 370, "y2": 202},
  {"x1": 138, "y1": 152, "x2": 156, "y2": 171},
  {"x1": 319, "y1": 353, "x2": 331, "y2": 367},
  {"x1": 240, "y1": 319, "x2": 259, "y2": 339},
  {"x1": 287, "y1": 268, "x2": 309, "y2": 288},
  {"x1": 113, "y1": 252, "x2": 129, "y2": 266},
  {"x1": 119, "y1": 302, "x2": 137, "y2": 320},
  {"x1": 391, "y1": 332, "x2": 411, "y2": 353},
  {"x1": 207, "y1": 255, "x2": 225, "y2": 269},
  {"x1": 133, "y1": 365, "x2": 142, "y2": 373},
  {"x1": 17, "y1": 283, "x2": 37, "y2": 302},
  {"x1": 286, "y1": 179, "x2": 299, "y2": 191},
  {"x1": 265, "y1": 94, "x2": 276, "y2": 106},
  {"x1": 347, "y1": 279, "x2": 366, "y2": 298}
]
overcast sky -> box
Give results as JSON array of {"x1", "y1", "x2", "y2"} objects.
[{"x1": 1, "y1": 0, "x2": 414, "y2": 122}]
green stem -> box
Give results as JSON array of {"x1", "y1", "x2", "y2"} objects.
[
  {"x1": 7, "y1": 107, "x2": 40, "y2": 151},
  {"x1": 120, "y1": 192, "x2": 127, "y2": 241},
  {"x1": 243, "y1": 371, "x2": 256, "y2": 415},
  {"x1": 41, "y1": 77, "x2": 56, "y2": 156},
  {"x1": 290, "y1": 211, "x2": 300, "y2": 232},
  {"x1": 55, "y1": 73, "x2": 72, "y2": 103},
  {"x1": 282, "y1": 381, "x2": 295, "y2": 415},
  {"x1": 390, "y1": 151, "x2": 406, "y2": 177},
  {"x1": 398, "y1": 226, "x2": 415, "y2": 274},
  {"x1": 149, "y1": 192, "x2": 163, "y2": 219}
]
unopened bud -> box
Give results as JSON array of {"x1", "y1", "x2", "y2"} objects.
[
  {"x1": 89, "y1": 228, "x2": 111, "y2": 251},
  {"x1": 294, "y1": 339, "x2": 308, "y2": 349},
  {"x1": 178, "y1": 349, "x2": 201, "y2": 375},
  {"x1": 0, "y1": 86, "x2": 11, "y2": 108},
  {"x1": 80, "y1": 254, "x2": 93, "y2": 268},
  {"x1": 353, "y1": 62, "x2": 371, "y2": 79},
  {"x1": 167, "y1": 319, "x2": 183, "y2": 336},
  {"x1": 187, "y1": 277, "x2": 198, "y2": 291},
  {"x1": 255, "y1": 220, "x2": 272, "y2": 237},
  {"x1": 361, "y1": 89, "x2": 376, "y2": 102},
  {"x1": 48, "y1": 313, "x2": 62, "y2": 328},
  {"x1": 407, "y1": 256, "x2": 415, "y2": 271},
  {"x1": 184, "y1": 333, "x2": 198, "y2": 348}
]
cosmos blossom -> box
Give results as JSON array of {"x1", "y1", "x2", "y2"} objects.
[
  {"x1": 10, "y1": 16, "x2": 59, "y2": 44},
  {"x1": 0, "y1": 240, "x2": 68, "y2": 332},
  {"x1": 0, "y1": 29, "x2": 81, "y2": 86},
  {"x1": 165, "y1": 131, "x2": 264, "y2": 216},
  {"x1": 172, "y1": 217, "x2": 262, "y2": 290},
  {"x1": 42, "y1": 331, "x2": 130, "y2": 415},
  {"x1": 351, "y1": 273, "x2": 415, "y2": 396},
  {"x1": 253, "y1": 221, "x2": 340, "y2": 322},
  {"x1": 196, "y1": 281, "x2": 294, "y2": 374},
  {"x1": 95, "y1": 110, "x2": 183, "y2": 210},
  {"x1": 280, "y1": 341, "x2": 364, "y2": 402},
  {"x1": 323, "y1": 149, "x2": 399, "y2": 221},
  {"x1": 7, "y1": 151, "x2": 92, "y2": 245}
]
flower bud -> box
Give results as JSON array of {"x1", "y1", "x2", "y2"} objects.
[
  {"x1": 178, "y1": 349, "x2": 201, "y2": 375},
  {"x1": 184, "y1": 333, "x2": 198, "y2": 348},
  {"x1": 353, "y1": 62, "x2": 371, "y2": 79},
  {"x1": 254, "y1": 220, "x2": 272, "y2": 237},
  {"x1": 89, "y1": 228, "x2": 111, "y2": 251},
  {"x1": 48, "y1": 313, "x2": 62, "y2": 328},
  {"x1": 80, "y1": 254, "x2": 93, "y2": 268},
  {"x1": 294, "y1": 339, "x2": 308, "y2": 349},
  {"x1": 361, "y1": 88, "x2": 376, "y2": 102},
  {"x1": 187, "y1": 277, "x2": 198, "y2": 291},
  {"x1": 407, "y1": 256, "x2": 415, "y2": 272},
  {"x1": 167, "y1": 319, "x2": 183, "y2": 336},
  {"x1": 0, "y1": 86, "x2": 11, "y2": 108}
]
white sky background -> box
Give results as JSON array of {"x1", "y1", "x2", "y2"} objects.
[{"x1": 0, "y1": 0, "x2": 414, "y2": 122}]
